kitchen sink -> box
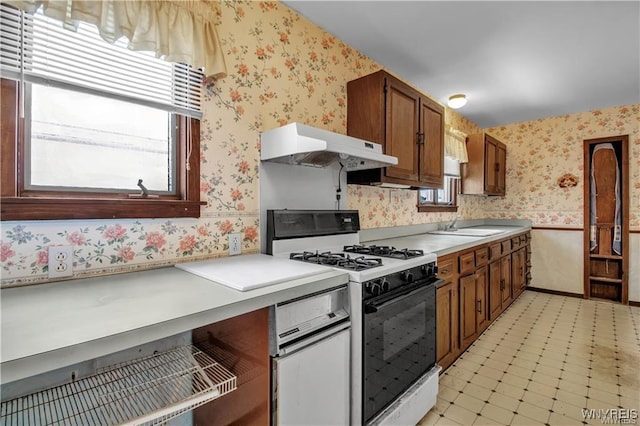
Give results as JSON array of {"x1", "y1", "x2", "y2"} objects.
[{"x1": 428, "y1": 228, "x2": 505, "y2": 237}]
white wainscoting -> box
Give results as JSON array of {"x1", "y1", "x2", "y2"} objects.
[
  {"x1": 531, "y1": 228, "x2": 639, "y2": 303},
  {"x1": 530, "y1": 229, "x2": 584, "y2": 295},
  {"x1": 629, "y1": 233, "x2": 639, "y2": 303}
]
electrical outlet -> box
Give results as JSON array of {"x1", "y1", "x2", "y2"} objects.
[
  {"x1": 229, "y1": 233, "x2": 242, "y2": 256},
  {"x1": 48, "y1": 246, "x2": 73, "y2": 278}
]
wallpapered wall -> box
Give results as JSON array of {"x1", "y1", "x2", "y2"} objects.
[
  {"x1": 0, "y1": 1, "x2": 474, "y2": 287},
  {"x1": 2, "y1": 1, "x2": 637, "y2": 288},
  {"x1": 484, "y1": 104, "x2": 639, "y2": 229}
]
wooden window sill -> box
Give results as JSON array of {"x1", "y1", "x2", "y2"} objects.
[
  {"x1": 418, "y1": 205, "x2": 459, "y2": 213},
  {"x1": 1, "y1": 197, "x2": 206, "y2": 221}
]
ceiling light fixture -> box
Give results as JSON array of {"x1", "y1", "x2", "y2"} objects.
[{"x1": 447, "y1": 94, "x2": 467, "y2": 109}]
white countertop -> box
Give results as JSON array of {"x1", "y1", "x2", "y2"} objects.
[
  {"x1": 1, "y1": 254, "x2": 348, "y2": 384},
  {"x1": 363, "y1": 224, "x2": 532, "y2": 258},
  {"x1": 1, "y1": 221, "x2": 531, "y2": 385}
]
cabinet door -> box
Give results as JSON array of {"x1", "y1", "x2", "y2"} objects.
[
  {"x1": 520, "y1": 248, "x2": 528, "y2": 291},
  {"x1": 436, "y1": 281, "x2": 458, "y2": 370},
  {"x1": 488, "y1": 261, "x2": 502, "y2": 320},
  {"x1": 497, "y1": 144, "x2": 506, "y2": 195},
  {"x1": 501, "y1": 255, "x2": 512, "y2": 306},
  {"x1": 484, "y1": 138, "x2": 498, "y2": 193},
  {"x1": 476, "y1": 266, "x2": 488, "y2": 332},
  {"x1": 384, "y1": 76, "x2": 420, "y2": 181},
  {"x1": 460, "y1": 274, "x2": 478, "y2": 350},
  {"x1": 419, "y1": 97, "x2": 444, "y2": 187},
  {"x1": 513, "y1": 247, "x2": 526, "y2": 294}
]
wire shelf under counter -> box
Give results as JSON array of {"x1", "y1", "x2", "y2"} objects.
[{"x1": 0, "y1": 344, "x2": 237, "y2": 426}]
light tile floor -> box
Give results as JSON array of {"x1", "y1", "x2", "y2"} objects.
[{"x1": 419, "y1": 291, "x2": 640, "y2": 425}]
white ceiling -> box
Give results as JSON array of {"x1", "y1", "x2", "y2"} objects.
[{"x1": 282, "y1": 1, "x2": 640, "y2": 128}]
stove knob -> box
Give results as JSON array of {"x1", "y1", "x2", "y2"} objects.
[
  {"x1": 401, "y1": 271, "x2": 414, "y2": 282},
  {"x1": 421, "y1": 265, "x2": 429, "y2": 276},
  {"x1": 371, "y1": 282, "x2": 381, "y2": 296},
  {"x1": 380, "y1": 278, "x2": 390, "y2": 293}
]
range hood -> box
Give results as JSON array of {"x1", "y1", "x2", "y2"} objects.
[{"x1": 260, "y1": 122, "x2": 398, "y2": 171}]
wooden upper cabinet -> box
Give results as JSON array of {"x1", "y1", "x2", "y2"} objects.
[
  {"x1": 346, "y1": 70, "x2": 445, "y2": 188},
  {"x1": 420, "y1": 97, "x2": 445, "y2": 186},
  {"x1": 462, "y1": 133, "x2": 507, "y2": 196},
  {"x1": 385, "y1": 76, "x2": 420, "y2": 181}
]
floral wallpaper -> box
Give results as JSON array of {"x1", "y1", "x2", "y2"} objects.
[
  {"x1": 484, "y1": 104, "x2": 640, "y2": 229},
  {"x1": 0, "y1": 1, "x2": 431, "y2": 287},
  {"x1": 2, "y1": 1, "x2": 637, "y2": 288}
]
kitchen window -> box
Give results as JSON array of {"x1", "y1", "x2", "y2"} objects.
[
  {"x1": 418, "y1": 176, "x2": 459, "y2": 212},
  {"x1": 0, "y1": 4, "x2": 204, "y2": 220}
]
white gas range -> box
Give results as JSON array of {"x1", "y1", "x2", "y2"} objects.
[{"x1": 266, "y1": 210, "x2": 441, "y2": 425}]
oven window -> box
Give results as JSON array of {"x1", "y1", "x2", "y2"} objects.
[
  {"x1": 363, "y1": 283, "x2": 436, "y2": 422},
  {"x1": 383, "y1": 301, "x2": 426, "y2": 360}
]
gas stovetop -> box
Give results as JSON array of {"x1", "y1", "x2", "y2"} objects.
[
  {"x1": 290, "y1": 251, "x2": 383, "y2": 271},
  {"x1": 343, "y1": 244, "x2": 424, "y2": 259},
  {"x1": 267, "y1": 210, "x2": 437, "y2": 282},
  {"x1": 287, "y1": 243, "x2": 436, "y2": 283}
]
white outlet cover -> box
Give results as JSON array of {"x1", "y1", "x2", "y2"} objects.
[
  {"x1": 48, "y1": 246, "x2": 73, "y2": 278},
  {"x1": 229, "y1": 233, "x2": 242, "y2": 256}
]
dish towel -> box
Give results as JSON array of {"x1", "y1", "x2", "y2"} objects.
[{"x1": 589, "y1": 143, "x2": 622, "y2": 255}]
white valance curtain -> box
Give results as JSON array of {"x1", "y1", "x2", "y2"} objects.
[
  {"x1": 3, "y1": 0, "x2": 227, "y2": 79},
  {"x1": 445, "y1": 125, "x2": 469, "y2": 163}
]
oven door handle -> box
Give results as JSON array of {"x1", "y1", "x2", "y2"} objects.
[{"x1": 363, "y1": 278, "x2": 442, "y2": 314}]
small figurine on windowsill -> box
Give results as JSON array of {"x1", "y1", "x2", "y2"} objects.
[{"x1": 129, "y1": 179, "x2": 159, "y2": 198}]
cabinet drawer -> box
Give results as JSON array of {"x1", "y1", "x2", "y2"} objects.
[
  {"x1": 475, "y1": 247, "x2": 488, "y2": 267},
  {"x1": 459, "y1": 252, "x2": 475, "y2": 276},
  {"x1": 501, "y1": 239, "x2": 512, "y2": 253},
  {"x1": 437, "y1": 256, "x2": 456, "y2": 281},
  {"x1": 511, "y1": 237, "x2": 521, "y2": 250},
  {"x1": 488, "y1": 243, "x2": 502, "y2": 261}
]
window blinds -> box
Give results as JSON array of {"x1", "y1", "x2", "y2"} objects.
[{"x1": 0, "y1": 4, "x2": 203, "y2": 118}]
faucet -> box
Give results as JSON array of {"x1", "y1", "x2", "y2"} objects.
[{"x1": 444, "y1": 216, "x2": 461, "y2": 231}]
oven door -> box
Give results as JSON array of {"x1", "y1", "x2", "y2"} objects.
[{"x1": 362, "y1": 278, "x2": 440, "y2": 424}]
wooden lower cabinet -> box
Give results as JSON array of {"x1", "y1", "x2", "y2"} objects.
[
  {"x1": 489, "y1": 260, "x2": 502, "y2": 320},
  {"x1": 500, "y1": 255, "x2": 512, "y2": 307},
  {"x1": 476, "y1": 266, "x2": 489, "y2": 332},
  {"x1": 436, "y1": 280, "x2": 459, "y2": 369},
  {"x1": 436, "y1": 253, "x2": 459, "y2": 370},
  {"x1": 488, "y1": 242, "x2": 515, "y2": 321},
  {"x1": 459, "y1": 267, "x2": 488, "y2": 352},
  {"x1": 512, "y1": 247, "x2": 527, "y2": 297},
  {"x1": 436, "y1": 231, "x2": 531, "y2": 372}
]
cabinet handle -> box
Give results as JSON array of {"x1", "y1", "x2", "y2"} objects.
[
  {"x1": 416, "y1": 132, "x2": 425, "y2": 145},
  {"x1": 500, "y1": 278, "x2": 505, "y2": 290},
  {"x1": 477, "y1": 300, "x2": 481, "y2": 313},
  {"x1": 495, "y1": 163, "x2": 500, "y2": 172}
]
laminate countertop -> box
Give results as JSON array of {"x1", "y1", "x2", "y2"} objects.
[
  {"x1": 0, "y1": 254, "x2": 348, "y2": 384},
  {"x1": 362, "y1": 224, "x2": 532, "y2": 257},
  {"x1": 1, "y1": 220, "x2": 532, "y2": 385}
]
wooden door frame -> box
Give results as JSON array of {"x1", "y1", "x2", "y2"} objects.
[{"x1": 583, "y1": 135, "x2": 629, "y2": 304}]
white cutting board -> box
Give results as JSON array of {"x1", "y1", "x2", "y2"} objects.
[{"x1": 175, "y1": 254, "x2": 333, "y2": 291}]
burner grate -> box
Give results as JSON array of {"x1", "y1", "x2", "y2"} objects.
[
  {"x1": 343, "y1": 244, "x2": 424, "y2": 259},
  {"x1": 290, "y1": 251, "x2": 383, "y2": 271}
]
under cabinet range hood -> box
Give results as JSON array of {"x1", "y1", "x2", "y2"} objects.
[{"x1": 260, "y1": 122, "x2": 398, "y2": 171}]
